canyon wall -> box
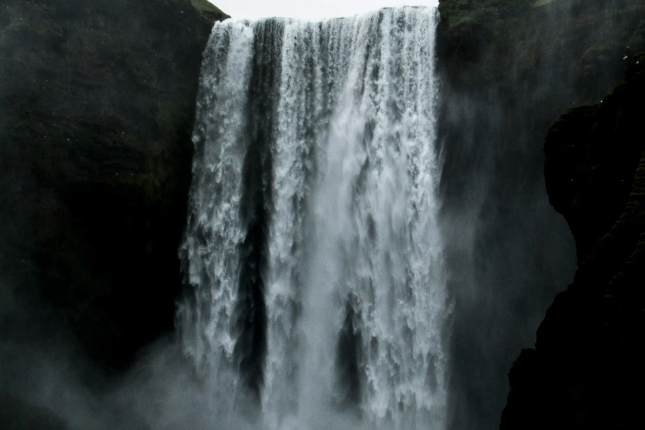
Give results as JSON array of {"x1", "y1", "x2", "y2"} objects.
[
  {"x1": 0, "y1": 0, "x2": 227, "y2": 370},
  {"x1": 435, "y1": 0, "x2": 645, "y2": 428}
]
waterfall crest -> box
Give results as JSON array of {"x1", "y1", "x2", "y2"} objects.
[{"x1": 178, "y1": 7, "x2": 448, "y2": 430}]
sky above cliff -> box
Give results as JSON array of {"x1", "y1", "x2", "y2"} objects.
[{"x1": 208, "y1": 0, "x2": 439, "y2": 20}]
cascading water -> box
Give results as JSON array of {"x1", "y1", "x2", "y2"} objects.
[{"x1": 178, "y1": 7, "x2": 448, "y2": 430}]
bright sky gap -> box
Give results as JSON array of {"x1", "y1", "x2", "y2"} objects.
[{"x1": 207, "y1": 0, "x2": 439, "y2": 20}]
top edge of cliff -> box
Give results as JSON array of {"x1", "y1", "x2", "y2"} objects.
[{"x1": 188, "y1": 0, "x2": 230, "y2": 21}]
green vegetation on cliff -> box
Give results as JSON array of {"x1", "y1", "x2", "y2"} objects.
[{"x1": 438, "y1": 0, "x2": 645, "y2": 100}]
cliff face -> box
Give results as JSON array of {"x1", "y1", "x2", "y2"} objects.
[
  {"x1": 0, "y1": 0, "x2": 227, "y2": 369},
  {"x1": 438, "y1": 0, "x2": 645, "y2": 96},
  {"x1": 435, "y1": 1, "x2": 645, "y2": 429},
  {"x1": 501, "y1": 53, "x2": 645, "y2": 430}
]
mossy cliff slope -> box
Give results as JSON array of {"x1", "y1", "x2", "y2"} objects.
[
  {"x1": 438, "y1": 0, "x2": 645, "y2": 97},
  {"x1": 502, "y1": 53, "x2": 645, "y2": 430},
  {"x1": 0, "y1": 0, "x2": 227, "y2": 369}
]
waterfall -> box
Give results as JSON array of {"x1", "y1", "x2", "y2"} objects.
[{"x1": 178, "y1": 7, "x2": 447, "y2": 430}]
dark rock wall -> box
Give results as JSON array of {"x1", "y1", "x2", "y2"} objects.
[
  {"x1": 501, "y1": 53, "x2": 645, "y2": 430},
  {"x1": 0, "y1": 0, "x2": 227, "y2": 370},
  {"x1": 435, "y1": 1, "x2": 645, "y2": 429}
]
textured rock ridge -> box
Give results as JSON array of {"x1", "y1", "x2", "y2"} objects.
[{"x1": 501, "y1": 53, "x2": 645, "y2": 430}]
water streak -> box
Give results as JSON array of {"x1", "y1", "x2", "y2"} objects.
[{"x1": 178, "y1": 7, "x2": 447, "y2": 430}]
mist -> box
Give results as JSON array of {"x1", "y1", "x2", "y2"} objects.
[{"x1": 0, "y1": 326, "x2": 255, "y2": 430}]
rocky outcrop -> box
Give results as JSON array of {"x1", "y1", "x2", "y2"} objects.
[
  {"x1": 0, "y1": 0, "x2": 227, "y2": 370},
  {"x1": 435, "y1": 1, "x2": 645, "y2": 429},
  {"x1": 501, "y1": 53, "x2": 645, "y2": 430}
]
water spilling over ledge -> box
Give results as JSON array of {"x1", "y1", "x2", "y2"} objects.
[{"x1": 178, "y1": 7, "x2": 448, "y2": 430}]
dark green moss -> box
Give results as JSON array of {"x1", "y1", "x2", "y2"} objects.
[{"x1": 438, "y1": 0, "x2": 645, "y2": 97}]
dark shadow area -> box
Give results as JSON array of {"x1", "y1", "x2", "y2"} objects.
[
  {"x1": 502, "y1": 53, "x2": 645, "y2": 430},
  {"x1": 334, "y1": 300, "x2": 362, "y2": 411}
]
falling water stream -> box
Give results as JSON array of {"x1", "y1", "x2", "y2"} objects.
[{"x1": 178, "y1": 7, "x2": 447, "y2": 430}]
